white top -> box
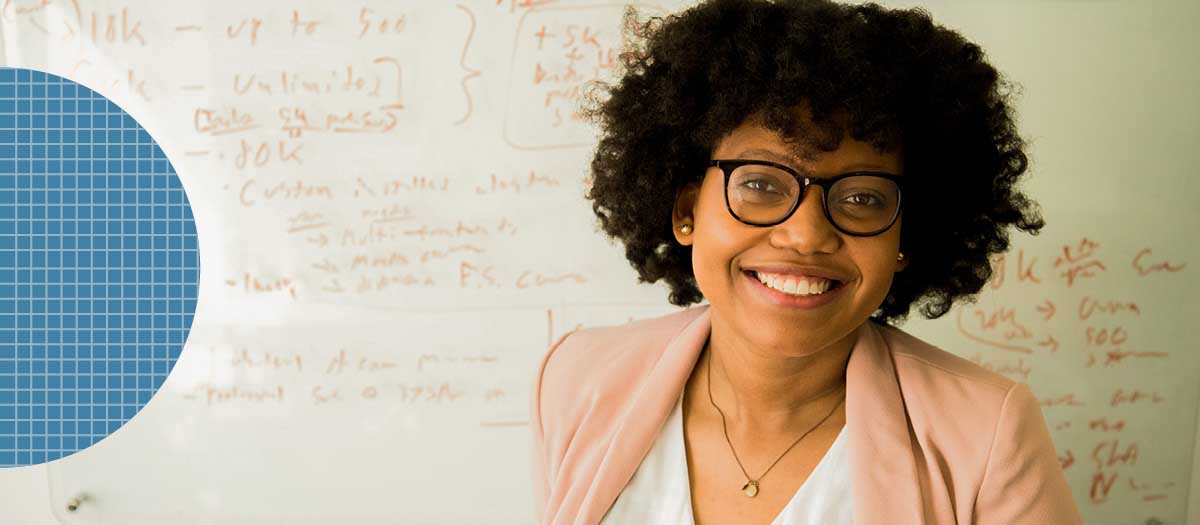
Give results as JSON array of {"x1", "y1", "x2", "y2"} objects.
[{"x1": 601, "y1": 392, "x2": 854, "y2": 525}]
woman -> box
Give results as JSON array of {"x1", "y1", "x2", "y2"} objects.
[{"x1": 530, "y1": 0, "x2": 1082, "y2": 523}]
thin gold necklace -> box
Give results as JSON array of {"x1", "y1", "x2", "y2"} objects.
[{"x1": 705, "y1": 347, "x2": 845, "y2": 498}]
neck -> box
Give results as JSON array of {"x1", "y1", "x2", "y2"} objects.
[{"x1": 700, "y1": 316, "x2": 855, "y2": 435}]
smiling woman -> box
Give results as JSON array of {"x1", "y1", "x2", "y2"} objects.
[{"x1": 529, "y1": 0, "x2": 1083, "y2": 524}]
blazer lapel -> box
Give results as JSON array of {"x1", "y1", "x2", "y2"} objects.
[
  {"x1": 846, "y1": 322, "x2": 926, "y2": 523},
  {"x1": 573, "y1": 309, "x2": 926, "y2": 524},
  {"x1": 576, "y1": 307, "x2": 711, "y2": 524}
]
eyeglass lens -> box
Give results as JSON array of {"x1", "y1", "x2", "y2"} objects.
[{"x1": 726, "y1": 164, "x2": 900, "y2": 233}]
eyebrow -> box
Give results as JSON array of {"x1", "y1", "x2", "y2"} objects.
[
  {"x1": 735, "y1": 148, "x2": 813, "y2": 174},
  {"x1": 734, "y1": 148, "x2": 899, "y2": 176}
]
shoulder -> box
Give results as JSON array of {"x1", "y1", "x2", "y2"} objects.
[
  {"x1": 867, "y1": 326, "x2": 1080, "y2": 520},
  {"x1": 873, "y1": 322, "x2": 1016, "y2": 395},
  {"x1": 541, "y1": 308, "x2": 702, "y2": 377},
  {"x1": 535, "y1": 308, "x2": 702, "y2": 405},
  {"x1": 531, "y1": 307, "x2": 703, "y2": 435},
  {"x1": 870, "y1": 323, "x2": 1024, "y2": 436},
  {"x1": 867, "y1": 323, "x2": 1076, "y2": 516}
]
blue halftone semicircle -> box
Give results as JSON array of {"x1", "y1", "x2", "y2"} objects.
[{"x1": 0, "y1": 67, "x2": 201, "y2": 466}]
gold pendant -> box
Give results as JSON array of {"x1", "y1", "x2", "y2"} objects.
[{"x1": 741, "y1": 480, "x2": 759, "y2": 498}]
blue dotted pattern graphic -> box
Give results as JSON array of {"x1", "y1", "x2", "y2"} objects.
[{"x1": 0, "y1": 68, "x2": 200, "y2": 466}]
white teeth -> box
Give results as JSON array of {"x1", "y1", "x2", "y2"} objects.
[{"x1": 754, "y1": 272, "x2": 833, "y2": 296}]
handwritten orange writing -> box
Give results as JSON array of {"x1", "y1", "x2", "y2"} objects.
[
  {"x1": 394, "y1": 382, "x2": 464, "y2": 403},
  {"x1": 474, "y1": 171, "x2": 561, "y2": 194},
  {"x1": 484, "y1": 387, "x2": 507, "y2": 401},
  {"x1": 508, "y1": 8, "x2": 623, "y2": 147},
  {"x1": 350, "y1": 272, "x2": 436, "y2": 293},
  {"x1": 311, "y1": 385, "x2": 341, "y2": 404},
  {"x1": 516, "y1": 271, "x2": 587, "y2": 289},
  {"x1": 1040, "y1": 393, "x2": 1085, "y2": 408},
  {"x1": 460, "y1": 262, "x2": 499, "y2": 288},
  {"x1": 1110, "y1": 388, "x2": 1165, "y2": 407},
  {"x1": 1035, "y1": 299, "x2": 1055, "y2": 321},
  {"x1": 287, "y1": 210, "x2": 329, "y2": 235},
  {"x1": 226, "y1": 16, "x2": 263, "y2": 45},
  {"x1": 497, "y1": 0, "x2": 559, "y2": 14},
  {"x1": 1053, "y1": 238, "x2": 1106, "y2": 287},
  {"x1": 1088, "y1": 350, "x2": 1169, "y2": 367},
  {"x1": 1132, "y1": 248, "x2": 1186, "y2": 276},
  {"x1": 419, "y1": 244, "x2": 485, "y2": 264},
  {"x1": 359, "y1": 7, "x2": 405, "y2": 38},
  {"x1": 67, "y1": 61, "x2": 151, "y2": 102},
  {"x1": 3, "y1": 0, "x2": 51, "y2": 19},
  {"x1": 71, "y1": 2, "x2": 146, "y2": 46},
  {"x1": 359, "y1": 204, "x2": 414, "y2": 223},
  {"x1": 955, "y1": 306, "x2": 1032, "y2": 352},
  {"x1": 182, "y1": 383, "x2": 285, "y2": 405},
  {"x1": 1036, "y1": 335, "x2": 1058, "y2": 353},
  {"x1": 232, "y1": 59, "x2": 401, "y2": 102},
  {"x1": 290, "y1": 10, "x2": 320, "y2": 36},
  {"x1": 988, "y1": 249, "x2": 1041, "y2": 289},
  {"x1": 324, "y1": 349, "x2": 398, "y2": 375},
  {"x1": 353, "y1": 175, "x2": 450, "y2": 197},
  {"x1": 349, "y1": 252, "x2": 410, "y2": 270},
  {"x1": 230, "y1": 349, "x2": 303, "y2": 372},
  {"x1": 235, "y1": 139, "x2": 303, "y2": 170},
  {"x1": 278, "y1": 104, "x2": 401, "y2": 137},
  {"x1": 1084, "y1": 326, "x2": 1128, "y2": 347},
  {"x1": 455, "y1": 4, "x2": 482, "y2": 125},
  {"x1": 194, "y1": 106, "x2": 259, "y2": 136},
  {"x1": 1059, "y1": 449, "x2": 1074, "y2": 470},
  {"x1": 1127, "y1": 477, "x2": 1174, "y2": 503},
  {"x1": 1090, "y1": 470, "x2": 1117, "y2": 503},
  {"x1": 1091, "y1": 439, "x2": 1138, "y2": 470},
  {"x1": 416, "y1": 352, "x2": 499, "y2": 372},
  {"x1": 225, "y1": 272, "x2": 297, "y2": 300},
  {"x1": 1089, "y1": 417, "x2": 1126, "y2": 432},
  {"x1": 1078, "y1": 297, "x2": 1140, "y2": 320},
  {"x1": 239, "y1": 178, "x2": 334, "y2": 207}
]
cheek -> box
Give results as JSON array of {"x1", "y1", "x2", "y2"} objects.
[
  {"x1": 854, "y1": 243, "x2": 902, "y2": 302},
  {"x1": 871, "y1": 266, "x2": 899, "y2": 298},
  {"x1": 854, "y1": 261, "x2": 897, "y2": 316},
  {"x1": 689, "y1": 229, "x2": 728, "y2": 298},
  {"x1": 690, "y1": 189, "x2": 743, "y2": 296}
]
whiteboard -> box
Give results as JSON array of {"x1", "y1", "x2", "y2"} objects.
[{"x1": 0, "y1": 0, "x2": 1196, "y2": 523}]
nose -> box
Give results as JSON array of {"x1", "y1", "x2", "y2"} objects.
[{"x1": 767, "y1": 187, "x2": 841, "y2": 255}]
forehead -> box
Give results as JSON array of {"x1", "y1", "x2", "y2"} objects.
[{"x1": 712, "y1": 119, "x2": 904, "y2": 175}]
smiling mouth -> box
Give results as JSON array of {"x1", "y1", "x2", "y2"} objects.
[{"x1": 746, "y1": 270, "x2": 846, "y2": 297}]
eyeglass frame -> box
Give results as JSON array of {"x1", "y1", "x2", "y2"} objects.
[{"x1": 708, "y1": 159, "x2": 906, "y2": 237}]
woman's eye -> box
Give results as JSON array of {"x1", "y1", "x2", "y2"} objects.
[
  {"x1": 742, "y1": 179, "x2": 782, "y2": 194},
  {"x1": 842, "y1": 193, "x2": 883, "y2": 207}
]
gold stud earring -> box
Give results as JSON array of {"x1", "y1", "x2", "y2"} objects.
[
  {"x1": 897, "y1": 252, "x2": 905, "y2": 262},
  {"x1": 679, "y1": 224, "x2": 693, "y2": 235}
]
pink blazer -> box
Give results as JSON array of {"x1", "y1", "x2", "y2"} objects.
[{"x1": 529, "y1": 305, "x2": 1081, "y2": 524}]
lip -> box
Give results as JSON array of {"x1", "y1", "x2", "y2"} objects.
[
  {"x1": 740, "y1": 263, "x2": 850, "y2": 282},
  {"x1": 741, "y1": 269, "x2": 848, "y2": 309}
]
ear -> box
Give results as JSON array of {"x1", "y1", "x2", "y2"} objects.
[
  {"x1": 895, "y1": 251, "x2": 910, "y2": 272},
  {"x1": 671, "y1": 183, "x2": 701, "y2": 246}
]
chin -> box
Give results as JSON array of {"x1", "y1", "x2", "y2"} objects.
[{"x1": 741, "y1": 324, "x2": 836, "y2": 356}]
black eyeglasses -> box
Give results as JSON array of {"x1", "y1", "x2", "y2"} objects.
[{"x1": 709, "y1": 159, "x2": 904, "y2": 237}]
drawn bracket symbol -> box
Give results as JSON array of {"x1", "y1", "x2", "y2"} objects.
[{"x1": 454, "y1": 4, "x2": 483, "y2": 125}]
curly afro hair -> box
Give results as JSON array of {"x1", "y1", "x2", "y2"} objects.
[{"x1": 584, "y1": 0, "x2": 1044, "y2": 324}]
